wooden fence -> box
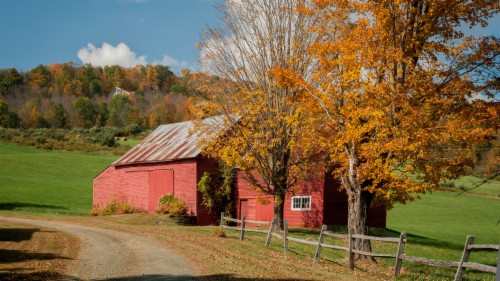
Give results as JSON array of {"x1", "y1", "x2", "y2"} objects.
[{"x1": 219, "y1": 214, "x2": 500, "y2": 281}]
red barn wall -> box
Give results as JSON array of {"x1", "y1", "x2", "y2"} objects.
[
  {"x1": 323, "y1": 174, "x2": 387, "y2": 228},
  {"x1": 234, "y1": 170, "x2": 387, "y2": 228},
  {"x1": 235, "y1": 171, "x2": 325, "y2": 227},
  {"x1": 93, "y1": 159, "x2": 200, "y2": 214}
]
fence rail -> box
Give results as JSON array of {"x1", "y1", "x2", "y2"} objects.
[{"x1": 218, "y1": 214, "x2": 499, "y2": 281}]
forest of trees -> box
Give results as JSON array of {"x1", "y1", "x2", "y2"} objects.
[{"x1": 0, "y1": 63, "x2": 198, "y2": 130}]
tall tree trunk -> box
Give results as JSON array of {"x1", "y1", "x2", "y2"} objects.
[
  {"x1": 273, "y1": 188, "x2": 285, "y2": 230},
  {"x1": 347, "y1": 188, "x2": 375, "y2": 261},
  {"x1": 344, "y1": 145, "x2": 375, "y2": 261}
]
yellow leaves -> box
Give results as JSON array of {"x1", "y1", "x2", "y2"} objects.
[
  {"x1": 296, "y1": 3, "x2": 314, "y2": 16},
  {"x1": 268, "y1": 67, "x2": 308, "y2": 92}
]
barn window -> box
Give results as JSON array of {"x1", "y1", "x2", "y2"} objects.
[{"x1": 291, "y1": 196, "x2": 311, "y2": 211}]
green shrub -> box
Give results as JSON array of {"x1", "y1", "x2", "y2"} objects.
[
  {"x1": 88, "y1": 200, "x2": 146, "y2": 216},
  {"x1": 440, "y1": 182, "x2": 456, "y2": 188},
  {"x1": 36, "y1": 136, "x2": 46, "y2": 144},
  {"x1": 85, "y1": 128, "x2": 116, "y2": 147},
  {"x1": 156, "y1": 194, "x2": 188, "y2": 216},
  {"x1": 197, "y1": 165, "x2": 235, "y2": 222},
  {"x1": 0, "y1": 129, "x2": 12, "y2": 141}
]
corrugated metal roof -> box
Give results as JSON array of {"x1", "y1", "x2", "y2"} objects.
[{"x1": 113, "y1": 116, "x2": 227, "y2": 166}]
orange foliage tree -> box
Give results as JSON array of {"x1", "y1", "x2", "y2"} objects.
[
  {"x1": 194, "y1": 0, "x2": 322, "y2": 229},
  {"x1": 272, "y1": 1, "x2": 499, "y2": 253}
]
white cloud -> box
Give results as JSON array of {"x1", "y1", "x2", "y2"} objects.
[
  {"x1": 153, "y1": 55, "x2": 189, "y2": 69},
  {"x1": 77, "y1": 42, "x2": 191, "y2": 71},
  {"x1": 77, "y1": 42, "x2": 147, "y2": 67}
]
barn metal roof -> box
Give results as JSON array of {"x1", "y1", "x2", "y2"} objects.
[{"x1": 113, "y1": 116, "x2": 228, "y2": 166}]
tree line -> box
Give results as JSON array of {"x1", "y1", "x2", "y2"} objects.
[{"x1": 0, "y1": 63, "x2": 199, "y2": 130}]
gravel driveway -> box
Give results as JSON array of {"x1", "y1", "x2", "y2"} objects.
[{"x1": 0, "y1": 216, "x2": 196, "y2": 281}]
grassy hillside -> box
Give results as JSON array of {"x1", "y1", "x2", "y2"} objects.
[
  {"x1": 0, "y1": 142, "x2": 117, "y2": 215},
  {"x1": 388, "y1": 191, "x2": 499, "y2": 245}
]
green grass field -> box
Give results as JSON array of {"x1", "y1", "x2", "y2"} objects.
[
  {"x1": 0, "y1": 142, "x2": 498, "y2": 280},
  {"x1": 442, "y1": 175, "x2": 500, "y2": 197},
  {"x1": 386, "y1": 190, "x2": 499, "y2": 280},
  {"x1": 117, "y1": 138, "x2": 142, "y2": 148},
  {"x1": 0, "y1": 142, "x2": 118, "y2": 215},
  {"x1": 388, "y1": 191, "x2": 499, "y2": 245}
]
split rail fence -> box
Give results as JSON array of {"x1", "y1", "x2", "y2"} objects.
[{"x1": 219, "y1": 213, "x2": 500, "y2": 281}]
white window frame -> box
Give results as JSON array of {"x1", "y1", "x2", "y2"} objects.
[{"x1": 291, "y1": 196, "x2": 311, "y2": 211}]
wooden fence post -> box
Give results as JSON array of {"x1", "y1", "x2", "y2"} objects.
[
  {"x1": 314, "y1": 225, "x2": 327, "y2": 263},
  {"x1": 240, "y1": 215, "x2": 246, "y2": 241},
  {"x1": 284, "y1": 220, "x2": 289, "y2": 254},
  {"x1": 265, "y1": 218, "x2": 275, "y2": 247},
  {"x1": 348, "y1": 228, "x2": 355, "y2": 270},
  {"x1": 495, "y1": 248, "x2": 500, "y2": 281},
  {"x1": 454, "y1": 235, "x2": 474, "y2": 281},
  {"x1": 220, "y1": 212, "x2": 224, "y2": 227},
  {"x1": 394, "y1": 231, "x2": 407, "y2": 276}
]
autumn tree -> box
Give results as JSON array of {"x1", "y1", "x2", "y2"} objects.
[
  {"x1": 96, "y1": 102, "x2": 109, "y2": 127},
  {"x1": 275, "y1": 1, "x2": 499, "y2": 253},
  {"x1": 103, "y1": 65, "x2": 124, "y2": 94},
  {"x1": 108, "y1": 94, "x2": 133, "y2": 127},
  {"x1": 29, "y1": 65, "x2": 52, "y2": 89},
  {"x1": 19, "y1": 99, "x2": 41, "y2": 128},
  {"x1": 0, "y1": 99, "x2": 9, "y2": 127},
  {"x1": 195, "y1": 0, "x2": 322, "y2": 228},
  {"x1": 78, "y1": 65, "x2": 102, "y2": 97},
  {"x1": 72, "y1": 97, "x2": 97, "y2": 128},
  {"x1": 50, "y1": 63, "x2": 76, "y2": 95},
  {"x1": 0, "y1": 68, "x2": 23, "y2": 95},
  {"x1": 47, "y1": 103, "x2": 69, "y2": 129},
  {"x1": 170, "y1": 69, "x2": 199, "y2": 96}
]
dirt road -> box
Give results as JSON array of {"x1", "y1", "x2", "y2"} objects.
[{"x1": 0, "y1": 216, "x2": 196, "y2": 280}]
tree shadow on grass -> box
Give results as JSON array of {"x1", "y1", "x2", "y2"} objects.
[
  {"x1": 0, "y1": 202, "x2": 68, "y2": 211},
  {"x1": 0, "y1": 249, "x2": 72, "y2": 264},
  {"x1": 0, "y1": 228, "x2": 40, "y2": 242},
  {"x1": 380, "y1": 228, "x2": 463, "y2": 251},
  {"x1": 0, "y1": 269, "x2": 64, "y2": 280}
]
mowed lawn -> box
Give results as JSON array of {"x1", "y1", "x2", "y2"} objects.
[
  {"x1": 388, "y1": 191, "x2": 500, "y2": 245},
  {"x1": 0, "y1": 142, "x2": 118, "y2": 215}
]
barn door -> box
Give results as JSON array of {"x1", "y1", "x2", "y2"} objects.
[
  {"x1": 149, "y1": 170, "x2": 174, "y2": 212},
  {"x1": 239, "y1": 199, "x2": 248, "y2": 220}
]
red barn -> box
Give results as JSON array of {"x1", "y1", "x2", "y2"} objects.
[
  {"x1": 93, "y1": 119, "x2": 218, "y2": 225},
  {"x1": 93, "y1": 119, "x2": 386, "y2": 228}
]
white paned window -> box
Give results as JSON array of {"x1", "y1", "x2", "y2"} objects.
[{"x1": 291, "y1": 196, "x2": 311, "y2": 211}]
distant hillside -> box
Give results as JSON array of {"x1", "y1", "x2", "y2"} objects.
[{"x1": 0, "y1": 64, "x2": 200, "y2": 130}]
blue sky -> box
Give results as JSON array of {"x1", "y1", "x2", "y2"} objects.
[
  {"x1": 0, "y1": 0, "x2": 498, "y2": 74},
  {"x1": 0, "y1": 0, "x2": 220, "y2": 72}
]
